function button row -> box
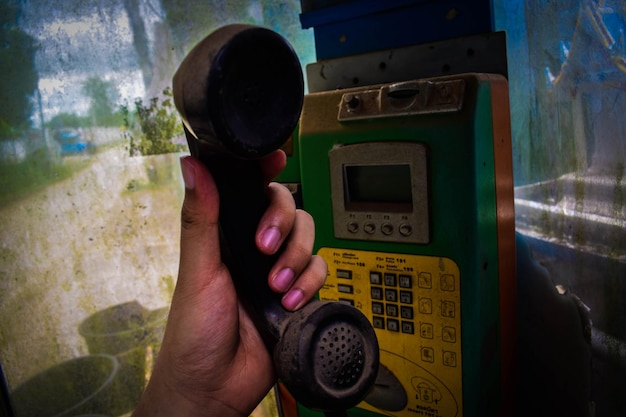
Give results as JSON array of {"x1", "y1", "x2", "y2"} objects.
[{"x1": 347, "y1": 221, "x2": 414, "y2": 237}]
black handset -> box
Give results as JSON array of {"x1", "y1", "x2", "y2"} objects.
[{"x1": 172, "y1": 24, "x2": 379, "y2": 411}]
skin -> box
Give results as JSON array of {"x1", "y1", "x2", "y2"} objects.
[{"x1": 132, "y1": 150, "x2": 327, "y2": 416}]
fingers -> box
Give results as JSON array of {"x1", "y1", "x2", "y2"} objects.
[
  {"x1": 256, "y1": 183, "x2": 296, "y2": 254},
  {"x1": 255, "y1": 181, "x2": 327, "y2": 311},
  {"x1": 262, "y1": 204, "x2": 327, "y2": 311},
  {"x1": 280, "y1": 255, "x2": 327, "y2": 311},
  {"x1": 180, "y1": 153, "x2": 326, "y2": 313},
  {"x1": 266, "y1": 208, "x2": 315, "y2": 283}
]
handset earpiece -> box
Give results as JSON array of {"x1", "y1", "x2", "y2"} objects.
[{"x1": 172, "y1": 24, "x2": 379, "y2": 411}]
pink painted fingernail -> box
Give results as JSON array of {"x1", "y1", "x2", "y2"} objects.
[
  {"x1": 282, "y1": 288, "x2": 304, "y2": 310},
  {"x1": 261, "y1": 227, "x2": 281, "y2": 252},
  {"x1": 272, "y1": 268, "x2": 295, "y2": 292}
]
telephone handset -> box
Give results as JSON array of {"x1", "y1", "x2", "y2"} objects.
[{"x1": 172, "y1": 24, "x2": 379, "y2": 411}]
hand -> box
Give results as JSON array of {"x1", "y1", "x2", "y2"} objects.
[{"x1": 132, "y1": 150, "x2": 327, "y2": 417}]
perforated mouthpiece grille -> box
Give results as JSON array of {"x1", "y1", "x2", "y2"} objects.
[{"x1": 313, "y1": 321, "x2": 366, "y2": 389}]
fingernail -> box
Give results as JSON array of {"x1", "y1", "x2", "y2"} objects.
[
  {"x1": 261, "y1": 227, "x2": 281, "y2": 253},
  {"x1": 180, "y1": 157, "x2": 195, "y2": 190},
  {"x1": 282, "y1": 288, "x2": 304, "y2": 311},
  {"x1": 272, "y1": 268, "x2": 294, "y2": 292}
]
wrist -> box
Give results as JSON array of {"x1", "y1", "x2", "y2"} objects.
[{"x1": 132, "y1": 369, "x2": 247, "y2": 417}]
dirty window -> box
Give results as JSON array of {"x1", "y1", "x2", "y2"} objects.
[
  {"x1": 0, "y1": 1, "x2": 313, "y2": 416},
  {"x1": 497, "y1": 0, "x2": 625, "y2": 415}
]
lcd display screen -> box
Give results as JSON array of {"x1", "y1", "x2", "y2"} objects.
[{"x1": 344, "y1": 164, "x2": 413, "y2": 212}]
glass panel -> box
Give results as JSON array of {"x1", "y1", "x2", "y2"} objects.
[
  {"x1": 0, "y1": 1, "x2": 313, "y2": 416},
  {"x1": 496, "y1": 1, "x2": 625, "y2": 415}
]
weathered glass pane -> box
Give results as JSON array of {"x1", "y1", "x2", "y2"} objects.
[{"x1": 1, "y1": 1, "x2": 313, "y2": 415}]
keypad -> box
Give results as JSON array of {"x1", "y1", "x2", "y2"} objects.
[
  {"x1": 317, "y1": 248, "x2": 461, "y2": 372},
  {"x1": 372, "y1": 271, "x2": 416, "y2": 335},
  {"x1": 369, "y1": 268, "x2": 459, "y2": 341}
]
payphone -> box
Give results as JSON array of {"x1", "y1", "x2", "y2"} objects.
[{"x1": 277, "y1": 73, "x2": 516, "y2": 417}]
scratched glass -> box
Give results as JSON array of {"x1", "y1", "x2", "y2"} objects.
[{"x1": 0, "y1": 1, "x2": 312, "y2": 416}]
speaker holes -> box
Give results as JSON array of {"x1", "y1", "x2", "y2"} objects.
[{"x1": 314, "y1": 323, "x2": 366, "y2": 389}]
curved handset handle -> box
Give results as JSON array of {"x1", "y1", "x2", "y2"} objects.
[{"x1": 172, "y1": 25, "x2": 379, "y2": 411}]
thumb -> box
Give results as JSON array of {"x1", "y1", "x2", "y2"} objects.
[{"x1": 177, "y1": 156, "x2": 225, "y2": 293}]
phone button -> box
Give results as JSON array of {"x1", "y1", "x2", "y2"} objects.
[
  {"x1": 384, "y1": 273, "x2": 397, "y2": 286},
  {"x1": 372, "y1": 302, "x2": 384, "y2": 315},
  {"x1": 387, "y1": 319, "x2": 399, "y2": 332},
  {"x1": 400, "y1": 290, "x2": 413, "y2": 304},
  {"x1": 401, "y1": 321, "x2": 415, "y2": 334},
  {"x1": 399, "y1": 223, "x2": 413, "y2": 236},
  {"x1": 371, "y1": 287, "x2": 383, "y2": 300},
  {"x1": 381, "y1": 223, "x2": 394, "y2": 235},
  {"x1": 370, "y1": 271, "x2": 382, "y2": 285}
]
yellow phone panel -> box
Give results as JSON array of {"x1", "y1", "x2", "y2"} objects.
[{"x1": 318, "y1": 248, "x2": 462, "y2": 417}]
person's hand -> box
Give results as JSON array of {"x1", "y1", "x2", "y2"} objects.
[{"x1": 132, "y1": 150, "x2": 327, "y2": 417}]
